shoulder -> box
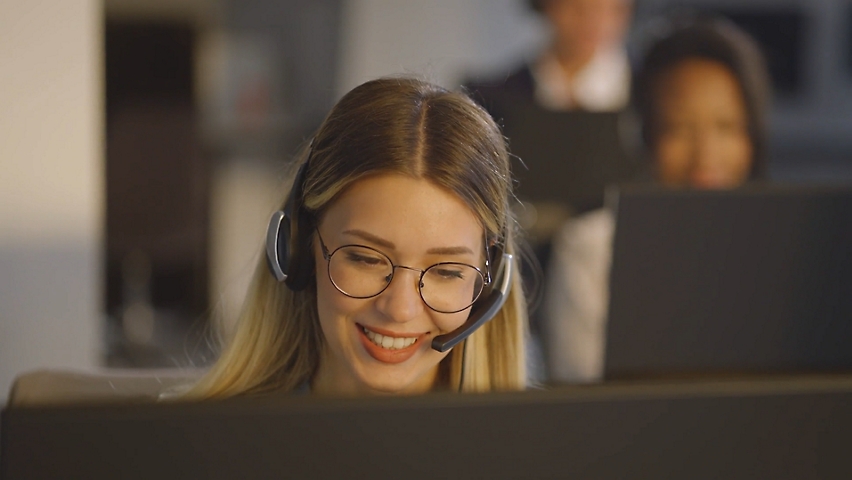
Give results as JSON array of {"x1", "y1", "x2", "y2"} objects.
[
  {"x1": 555, "y1": 209, "x2": 615, "y2": 253},
  {"x1": 549, "y1": 208, "x2": 616, "y2": 278}
]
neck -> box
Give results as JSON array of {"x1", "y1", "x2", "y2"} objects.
[
  {"x1": 310, "y1": 350, "x2": 439, "y2": 397},
  {"x1": 550, "y1": 42, "x2": 596, "y2": 80}
]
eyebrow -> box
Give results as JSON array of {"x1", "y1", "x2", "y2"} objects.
[{"x1": 341, "y1": 229, "x2": 475, "y2": 256}]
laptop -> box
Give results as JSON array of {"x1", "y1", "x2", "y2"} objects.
[
  {"x1": 605, "y1": 184, "x2": 852, "y2": 379},
  {"x1": 3, "y1": 376, "x2": 852, "y2": 479},
  {"x1": 480, "y1": 93, "x2": 642, "y2": 213}
]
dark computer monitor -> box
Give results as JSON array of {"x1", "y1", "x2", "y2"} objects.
[
  {"x1": 605, "y1": 184, "x2": 852, "y2": 379},
  {"x1": 483, "y1": 94, "x2": 642, "y2": 212},
  {"x1": 3, "y1": 376, "x2": 852, "y2": 479}
]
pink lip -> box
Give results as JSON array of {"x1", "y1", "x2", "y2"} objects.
[
  {"x1": 690, "y1": 171, "x2": 730, "y2": 189},
  {"x1": 356, "y1": 323, "x2": 428, "y2": 364}
]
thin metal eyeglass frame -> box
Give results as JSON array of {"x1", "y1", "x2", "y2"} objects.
[{"x1": 316, "y1": 230, "x2": 491, "y2": 314}]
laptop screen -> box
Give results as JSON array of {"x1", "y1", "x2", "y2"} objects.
[{"x1": 605, "y1": 185, "x2": 852, "y2": 379}]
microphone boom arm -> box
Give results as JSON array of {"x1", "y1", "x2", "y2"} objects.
[{"x1": 431, "y1": 253, "x2": 514, "y2": 352}]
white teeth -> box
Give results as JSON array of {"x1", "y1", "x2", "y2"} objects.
[{"x1": 362, "y1": 326, "x2": 418, "y2": 350}]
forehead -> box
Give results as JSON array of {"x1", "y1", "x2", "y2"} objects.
[
  {"x1": 656, "y1": 58, "x2": 743, "y2": 102},
  {"x1": 319, "y1": 174, "x2": 484, "y2": 250},
  {"x1": 653, "y1": 58, "x2": 749, "y2": 124},
  {"x1": 548, "y1": 0, "x2": 630, "y2": 9}
]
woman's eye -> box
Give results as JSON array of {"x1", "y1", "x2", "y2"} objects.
[
  {"x1": 433, "y1": 268, "x2": 465, "y2": 280},
  {"x1": 345, "y1": 252, "x2": 386, "y2": 267},
  {"x1": 716, "y1": 119, "x2": 745, "y2": 135}
]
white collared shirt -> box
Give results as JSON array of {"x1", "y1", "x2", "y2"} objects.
[{"x1": 532, "y1": 47, "x2": 631, "y2": 111}]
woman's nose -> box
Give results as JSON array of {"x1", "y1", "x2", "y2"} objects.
[
  {"x1": 374, "y1": 267, "x2": 425, "y2": 323},
  {"x1": 691, "y1": 129, "x2": 717, "y2": 168}
]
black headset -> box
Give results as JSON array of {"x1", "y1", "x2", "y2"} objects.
[
  {"x1": 265, "y1": 146, "x2": 514, "y2": 353},
  {"x1": 265, "y1": 159, "x2": 314, "y2": 291}
]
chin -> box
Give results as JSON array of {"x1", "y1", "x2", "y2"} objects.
[
  {"x1": 355, "y1": 368, "x2": 429, "y2": 396},
  {"x1": 689, "y1": 172, "x2": 738, "y2": 190}
]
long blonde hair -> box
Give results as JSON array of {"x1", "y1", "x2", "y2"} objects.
[{"x1": 187, "y1": 77, "x2": 528, "y2": 398}]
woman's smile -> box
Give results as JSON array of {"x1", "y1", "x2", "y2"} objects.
[{"x1": 356, "y1": 323, "x2": 428, "y2": 364}]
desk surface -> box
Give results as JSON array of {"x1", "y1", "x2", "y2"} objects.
[{"x1": 3, "y1": 375, "x2": 852, "y2": 480}]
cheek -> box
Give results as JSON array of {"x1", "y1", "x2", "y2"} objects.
[
  {"x1": 431, "y1": 310, "x2": 470, "y2": 335},
  {"x1": 720, "y1": 134, "x2": 754, "y2": 182},
  {"x1": 654, "y1": 134, "x2": 692, "y2": 183},
  {"x1": 315, "y1": 259, "x2": 333, "y2": 311},
  {"x1": 314, "y1": 275, "x2": 337, "y2": 339},
  {"x1": 315, "y1": 260, "x2": 363, "y2": 337}
]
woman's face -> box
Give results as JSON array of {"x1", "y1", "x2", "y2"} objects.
[
  {"x1": 653, "y1": 58, "x2": 754, "y2": 189},
  {"x1": 312, "y1": 173, "x2": 485, "y2": 396}
]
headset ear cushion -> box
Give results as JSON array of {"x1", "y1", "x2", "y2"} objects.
[
  {"x1": 483, "y1": 240, "x2": 503, "y2": 294},
  {"x1": 283, "y1": 208, "x2": 315, "y2": 291},
  {"x1": 266, "y1": 210, "x2": 291, "y2": 282},
  {"x1": 277, "y1": 214, "x2": 292, "y2": 276}
]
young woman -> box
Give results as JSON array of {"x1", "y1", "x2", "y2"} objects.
[
  {"x1": 187, "y1": 77, "x2": 529, "y2": 398},
  {"x1": 634, "y1": 18, "x2": 770, "y2": 188},
  {"x1": 544, "y1": 18, "x2": 771, "y2": 383}
]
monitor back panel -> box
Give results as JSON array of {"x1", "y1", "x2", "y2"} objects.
[
  {"x1": 487, "y1": 95, "x2": 641, "y2": 211},
  {"x1": 3, "y1": 377, "x2": 852, "y2": 480},
  {"x1": 605, "y1": 186, "x2": 852, "y2": 379}
]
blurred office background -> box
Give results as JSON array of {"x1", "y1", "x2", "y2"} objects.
[{"x1": 2, "y1": 0, "x2": 851, "y2": 403}]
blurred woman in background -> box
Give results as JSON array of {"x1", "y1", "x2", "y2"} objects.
[{"x1": 544, "y1": 18, "x2": 772, "y2": 383}]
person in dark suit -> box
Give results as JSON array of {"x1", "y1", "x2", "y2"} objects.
[{"x1": 469, "y1": 0, "x2": 634, "y2": 113}]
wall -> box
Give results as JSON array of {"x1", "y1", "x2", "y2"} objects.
[
  {"x1": 0, "y1": 0, "x2": 104, "y2": 403},
  {"x1": 337, "y1": 0, "x2": 547, "y2": 95}
]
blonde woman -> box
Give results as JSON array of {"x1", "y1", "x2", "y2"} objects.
[{"x1": 188, "y1": 77, "x2": 528, "y2": 398}]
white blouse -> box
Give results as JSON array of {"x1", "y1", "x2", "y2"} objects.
[
  {"x1": 544, "y1": 208, "x2": 615, "y2": 383},
  {"x1": 531, "y1": 47, "x2": 631, "y2": 112}
]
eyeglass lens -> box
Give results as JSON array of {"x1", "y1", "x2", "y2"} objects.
[{"x1": 327, "y1": 245, "x2": 484, "y2": 313}]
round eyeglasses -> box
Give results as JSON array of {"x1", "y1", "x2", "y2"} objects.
[{"x1": 317, "y1": 231, "x2": 488, "y2": 314}]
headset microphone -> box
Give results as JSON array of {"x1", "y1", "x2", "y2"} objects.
[{"x1": 431, "y1": 251, "x2": 514, "y2": 352}]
